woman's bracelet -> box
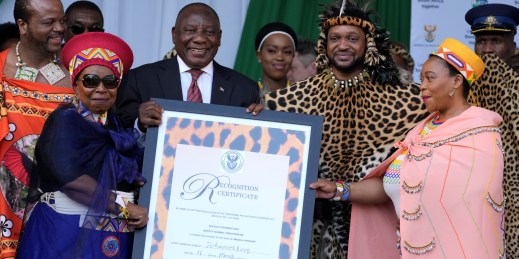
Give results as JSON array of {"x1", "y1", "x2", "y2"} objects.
[
  {"x1": 332, "y1": 180, "x2": 351, "y2": 202},
  {"x1": 115, "y1": 195, "x2": 129, "y2": 220}
]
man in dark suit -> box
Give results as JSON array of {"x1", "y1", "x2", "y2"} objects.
[{"x1": 116, "y1": 2, "x2": 260, "y2": 131}]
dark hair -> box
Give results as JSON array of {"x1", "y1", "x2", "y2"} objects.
[
  {"x1": 296, "y1": 38, "x2": 316, "y2": 55},
  {"x1": 296, "y1": 38, "x2": 316, "y2": 67},
  {"x1": 430, "y1": 55, "x2": 470, "y2": 98},
  {"x1": 255, "y1": 22, "x2": 297, "y2": 50},
  {"x1": 176, "y1": 3, "x2": 220, "y2": 29},
  {"x1": 14, "y1": 0, "x2": 32, "y2": 22},
  {"x1": 65, "y1": 1, "x2": 104, "y2": 24},
  {"x1": 0, "y1": 22, "x2": 20, "y2": 49}
]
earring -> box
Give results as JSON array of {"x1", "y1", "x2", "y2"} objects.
[
  {"x1": 448, "y1": 91, "x2": 454, "y2": 97},
  {"x1": 258, "y1": 59, "x2": 261, "y2": 63}
]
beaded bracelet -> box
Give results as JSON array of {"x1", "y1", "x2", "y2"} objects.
[
  {"x1": 115, "y1": 195, "x2": 129, "y2": 220},
  {"x1": 332, "y1": 181, "x2": 344, "y2": 201},
  {"x1": 342, "y1": 182, "x2": 351, "y2": 201},
  {"x1": 332, "y1": 180, "x2": 351, "y2": 201}
]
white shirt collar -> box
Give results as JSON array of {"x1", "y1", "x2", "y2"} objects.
[{"x1": 177, "y1": 56, "x2": 214, "y2": 76}]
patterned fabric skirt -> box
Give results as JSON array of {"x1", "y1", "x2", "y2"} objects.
[{"x1": 16, "y1": 203, "x2": 134, "y2": 259}]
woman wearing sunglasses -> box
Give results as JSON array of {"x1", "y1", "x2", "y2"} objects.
[{"x1": 17, "y1": 32, "x2": 147, "y2": 258}]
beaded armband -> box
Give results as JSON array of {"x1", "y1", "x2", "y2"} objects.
[
  {"x1": 332, "y1": 181, "x2": 351, "y2": 201},
  {"x1": 115, "y1": 195, "x2": 129, "y2": 220}
]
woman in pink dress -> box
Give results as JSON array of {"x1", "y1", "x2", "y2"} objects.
[{"x1": 310, "y1": 38, "x2": 506, "y2": 258}]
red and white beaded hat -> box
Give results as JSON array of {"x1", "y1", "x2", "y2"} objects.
[{"x1": 61, "y1": 32, "x2": 133, "y2": 83}]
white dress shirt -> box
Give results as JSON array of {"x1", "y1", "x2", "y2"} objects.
[{"x1": 177, "y1": 56, "x2": 214, "y2": 103}]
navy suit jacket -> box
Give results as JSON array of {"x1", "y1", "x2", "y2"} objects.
[{"x1": 116, "y1": 57, "x2": 259, "y2": 128}]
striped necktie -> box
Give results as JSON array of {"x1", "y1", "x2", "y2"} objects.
[{"x1": 187, "y1": 69, "x2": 203, "y2": 103}]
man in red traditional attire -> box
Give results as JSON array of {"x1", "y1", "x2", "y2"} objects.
[{"x1": 0, "y1": 0, "x2": 73, "y2": 257}]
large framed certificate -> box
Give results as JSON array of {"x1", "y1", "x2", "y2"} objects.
[{"x1": 132, "y1": 99, "x2": 323, "y2": 259}]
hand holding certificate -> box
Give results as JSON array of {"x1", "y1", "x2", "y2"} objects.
[{"x1": 133, "y1": 99, "x2": 322, "y2": 259}]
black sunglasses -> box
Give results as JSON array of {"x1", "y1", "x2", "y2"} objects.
[
  {"x1": 70, "y1": 24, "x2": 104, "y2": 35},
  {"x1": 79, "y1": 74, "x2": 119, "y2": 89}
]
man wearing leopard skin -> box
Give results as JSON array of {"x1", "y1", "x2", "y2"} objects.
[
  {"x1": 465, "y1": 3, "x2": 519, "y2": 257},
  {"x1": 265, "y1": 0, "x2": 426, "y2": 258}
]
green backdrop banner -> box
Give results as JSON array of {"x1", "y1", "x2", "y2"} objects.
[
  {"x1": 234, "y1": 0, "x2": 411, "y2": 81},
  {"x1": 369, "y1": 0, "x2": 411, "y2": 49}
]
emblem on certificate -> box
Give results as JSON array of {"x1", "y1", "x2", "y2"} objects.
[{"x1": 220, "y1": 150, "x2": 244, "y2": 173}]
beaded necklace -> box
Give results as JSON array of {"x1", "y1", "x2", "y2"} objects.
[
  {"x1": 323, "y1": 67, "x2": 369, "y2": 92},
  {"x1": 258, "y1": 80, "x2": 290, "y2": 105},
  {"x1": 330, "y1": 68, "x2": 360, "y2": 88},
  {"x1": 257, "y1": 80, "x2": 290, "y2": 90},
  {"x1": 257, "y1": 80, "x2": 290, "y2": 95},
  {"x1": 420, "y1": 115, "x2": 444, "y2": 138},
  {"x1": 14, "y1": 41, "x2": 65, "y2": 85}
]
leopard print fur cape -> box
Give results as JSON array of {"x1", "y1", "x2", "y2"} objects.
[{"x1": 469, "y1": 54, "x2": 519, "y2": 258}]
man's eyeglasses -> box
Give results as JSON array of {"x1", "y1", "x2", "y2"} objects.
[
  {"x1": 70, "y1": 24, "x2": 104, "y2": 35},
  {"x1": 79, "y1": 74, "x2": 119, "y2": 89}
]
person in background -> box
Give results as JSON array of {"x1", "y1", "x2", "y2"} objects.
[
  {"x1": 511, "y1": 48, "x2": 519, "y2": 74},
  {"x1": 311, "y1": 38, "x2": 504, "y2": 258},
  {"x1": 17, "y1": 32, "x2": 147, "y2": 258},
  {"x1": 64, "y1": 0, "x2": 104, "y2": 43},
  {"x1": 287, "y1": 37, "x2": 317, "y2": 83},
  {"x1": 389, "y1": 41, "x2": 415, "y2": 83},
  {"x1": 466, "y1": 3, "x2": 518, "y2": 66},
  {"x1": 255, "y1": 22, "x2": 297, "y2": 105},
  {"x1": 465, "y1": 4, "x2": 519, "y2": 256},
  {"x1": 116, "y1": 2, "x2": 261, "y2": 133},
  {"x1": 0, "y1": 22, "x2": 20, "y2": 52},
  {"x1": 0, "y1": 0, "x2": 73, "y2": 257},
  {"x1": 265, "y1": 0, "x2": 426, "y2": 257}
]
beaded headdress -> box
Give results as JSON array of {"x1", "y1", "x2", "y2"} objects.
[
  {"x1": 316, "y1": 0, "x2": 401, "y2": 86},
  {"x1": 61, "y1": 32, "x2": 133, "y2": 83},
  {"x1": 432, "y1": 38, "x2": 484, "y2": 86}
]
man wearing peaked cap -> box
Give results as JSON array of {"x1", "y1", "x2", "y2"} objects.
[
  {"x1": 465, "y1": 3, "x2": 519, "y2": 64},
  {"x1": 466, "y1": 3, "x2": 519, "y2": 257}
]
